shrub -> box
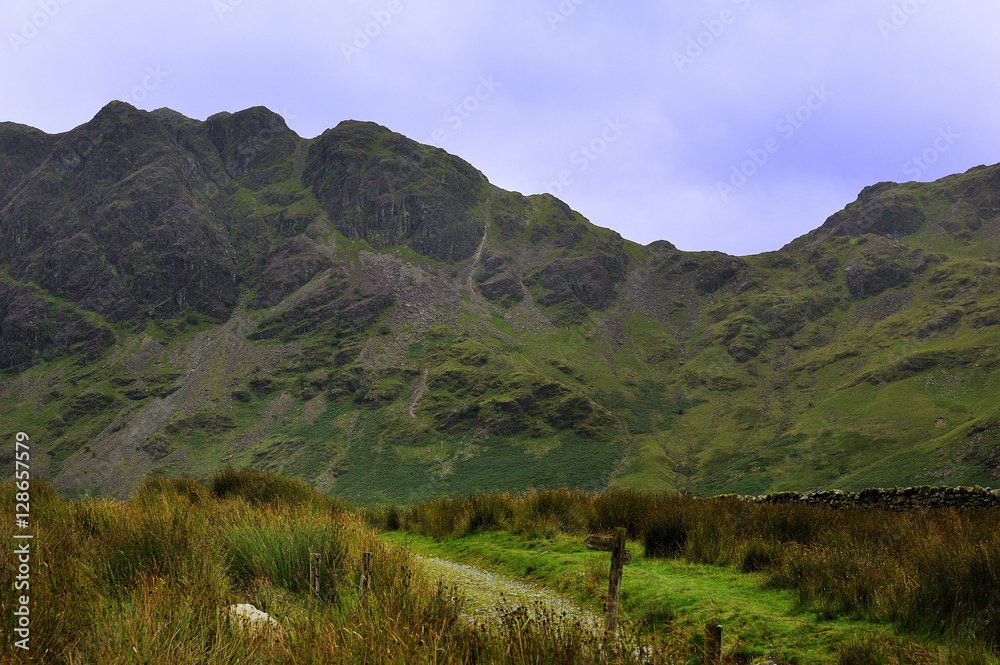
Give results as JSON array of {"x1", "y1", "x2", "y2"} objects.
[
  {"x1": 222, "y1": 512, "x2": 347, "y2": 597},
  {"x1": 409, "y1": 496, "x2": 473, "y2": 539},
  {"x1": 739, "y1": 539, "x2": 783, "y2": 573},
  {"x1": 590, "y1": 489, "x2": 658, "y2": 537},
  {"x1": 133, "y1": 474, "x2": 211, "y2": 504},
  {"x1": 210, "y1": 467, "x2": 315, "y2": 505},
  {"x1": 836, "y1": 636, "x2": 891, "y2": 665},
  {"x1": 523, "y1": 488, "x2": 593, "y2": 534},
  {"x1": 385, "y1": 503, "x2": 402, "y2": 531},
  {"x1": 468, "y1": 493, "x2": 514, "y2": 532},
  {"x1": 643, "y1": 507, "x2": 688, "y2": 558}
]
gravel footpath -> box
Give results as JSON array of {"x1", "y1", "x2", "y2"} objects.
[{"x1": 416, "y1": 555, "x2": 604, "y2": 632}]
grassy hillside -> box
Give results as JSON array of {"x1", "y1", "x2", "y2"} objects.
[{"x1": 2, "y1": 103, "x2": 1000, "y2": 501}]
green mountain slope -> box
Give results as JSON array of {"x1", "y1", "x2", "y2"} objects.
[{"x1": 2, "y1": 103, "x2": 999, "y2": 503}]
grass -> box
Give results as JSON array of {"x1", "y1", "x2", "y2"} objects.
[
  {"x1": 3, "y1": 463, "x2": 999, "y2": 663},
  {"x1": 370, "y1": 487, "x2": 1000, "y2": 664},
  {"x1": 1, "y1": 471, "x2": 691, "y2": 664},
  {"x1": 385, "y1": 529, "x2": 897, "y2": 664}
]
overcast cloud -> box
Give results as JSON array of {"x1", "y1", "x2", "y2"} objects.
[{"x1": 3, "y1": 0, "x2": 999, "y2": 255}]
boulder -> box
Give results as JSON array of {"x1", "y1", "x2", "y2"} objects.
[{"x1": 228, "y1": 603, "x2": 281, "y2": 636}]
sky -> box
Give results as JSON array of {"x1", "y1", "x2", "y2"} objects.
[{"x1": 2, "y1": 1, "x2": 1000, "y2": 256}]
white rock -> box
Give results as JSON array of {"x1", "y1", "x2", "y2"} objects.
[{"x1": 228, "y1": 603, "x2": 281, "y2": 636}]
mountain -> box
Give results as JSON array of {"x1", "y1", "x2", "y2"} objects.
[{"x1": 2, "y1": 102, "x2": 999, "y2": 503}]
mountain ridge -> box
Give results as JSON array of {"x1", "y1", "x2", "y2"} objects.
[{"x1": 2, "y1": 102, "x2": 999, "y2": 504}]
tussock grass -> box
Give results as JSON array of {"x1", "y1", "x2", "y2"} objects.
[
  {"x1": 387, "y1": 488, "x2": 1000, "y2": 657},
  {"x1": 0, "y1": 473, "x2": 685, "y2": 664}
]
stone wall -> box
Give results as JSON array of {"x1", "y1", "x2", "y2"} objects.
[{"x1": 733, "y1": 485, "x2": 1000, "y2": 510}]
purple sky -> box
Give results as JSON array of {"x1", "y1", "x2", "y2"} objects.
[{"x1": 3, "y1": 1, "x2": 999, "y2": 256}]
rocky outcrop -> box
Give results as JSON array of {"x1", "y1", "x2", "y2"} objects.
[
  {"x1": 0, "y1": 279, "x2": 113, "y2": 370},
  {"x1": 303, "y1": 120, "x2": 487, "y2": 263},
  {"x1": 695, "y1": 254, "x2": 744, "y2": 295},
  {"x1": 0, "y1": 122, "x2": 56, "y2": 203},
  {"x1": 843, "y1": 238, "x2": 912, "y2": 299},
  {"x1": 206, "y1": 106, "x2": 300, "y2": 182},
  {"x1": 785, "y1": 185, "x2": 927, "y2": 250},
  {"x1": 254, "y1": 236, "x2": 332, "y2": 308}
]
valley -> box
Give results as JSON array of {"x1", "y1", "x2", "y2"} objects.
[{"x1": 1, "y1": 103, "x2": 1000, "y2": 502}]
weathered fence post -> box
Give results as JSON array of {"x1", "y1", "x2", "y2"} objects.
[
  {"x1": 704, "y1": 621, "x2": 723, "y2": 664},
  {"x1": 309, "y1": 552, "x2": 321, "y2": 598},
  {"x1": 359, "y1": 551, "x2": 374, "y2": 599},
  {"x1": 604, "y1": 527, "x2": 627, "y2": 639}
]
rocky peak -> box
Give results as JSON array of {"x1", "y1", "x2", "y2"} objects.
[
  {"x1": 303, "y1": 120, "x2": 488, "y2": 263},
  {"x1": 206, "y1": 106, "x2": 300, "y2": 180},
  {"x1": 0, "y1": 122, "x2": 56, "y2": 204}
]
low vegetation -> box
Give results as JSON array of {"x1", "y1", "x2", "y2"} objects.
[
  {"x1": 369, "y1": 488, "x2": 1000, "y2": 664},
  {"x1": 1, "y1": 471, "x2": 689, "y2": 664},
  {"x1": 4, "y1": 469, "x2": 999, "y2": 663}
]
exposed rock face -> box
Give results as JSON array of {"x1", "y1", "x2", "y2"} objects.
[
  {"x1": 0, "y1": 122, "x2": 56, "y2": 202},
  {"x1": 206, "y1": 106, "x2": 299, "y2": 181},
  {"x1": 843, "y1": 237, "x2": 912, "y2": 299},
  {"x1": 786, "y1": 163, "x2": 1000, "y2": 251},
  {"x1": 0, "y1": 279, "x2": 113, "y2": 370},
  {"x1": 831, "y1": 187, "x2": 927, "y2": 238},
  {"x1": 695, "y1": 254, "x2": 744, "y2": 295},
  {"x1": 786, "y1": 184, "x2": 926, "y2": 249},
  {"x1": 479, "y1": 273, "x2": 523, "y2": 305},
  {"x1": 254, "y1": 236, "x2": 332, "y2": 308},
  {"x1": 303, "y1": 120, "x2": 488, "y2": 263},
  {"x1": 0, "y1": 102, "x2": 243, "y2": 323}
]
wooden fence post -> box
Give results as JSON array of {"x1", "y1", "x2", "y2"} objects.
[
  {"x1": 704, "y1": 621, "x2": 723, "y2": 664},
  {"x1": 359, "y1": 551, "x2": 374, "y2": 599},
  {"x1": 604, "y1": 527, "x2": 627, "y2": 638},
  {"x1": 309, "y1": 552, "x2": 321, "y2": 598}
]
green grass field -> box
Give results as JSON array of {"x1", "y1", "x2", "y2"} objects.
[
  {"x1": 371, "y1": 488, "x2": 1000, "y2": 665},
  {"x1": 385, "y1": 529, "x2": 903, "y2": 664}
]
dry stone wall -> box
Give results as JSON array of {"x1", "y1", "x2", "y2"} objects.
[{"x1": 729, "y1": 485, "x2": 1000, "y2": 510}]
